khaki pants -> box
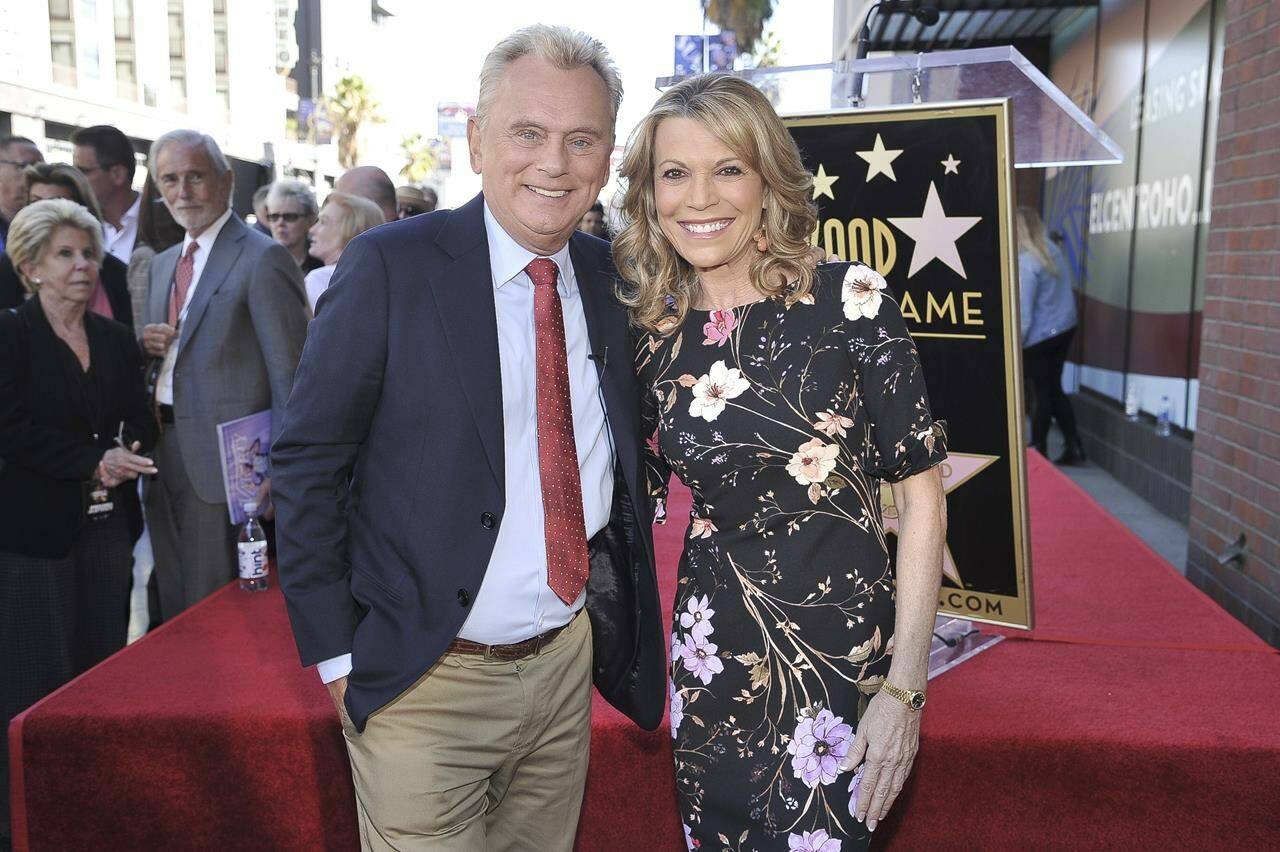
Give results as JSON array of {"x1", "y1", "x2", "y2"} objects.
[{"x1": 342, "y1": 611, "x2": 593, "y2": 851}]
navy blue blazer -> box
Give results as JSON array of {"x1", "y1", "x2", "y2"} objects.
[{"x1": 272, "y1": 194, "x2": 665, "y2": 732}]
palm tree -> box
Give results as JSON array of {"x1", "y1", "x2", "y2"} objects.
[
  {"x1": 703, "y1": 0, "x2": 776, "y2": 57},
  {"x1": 328, "y1": 75, "x2": 382, "y2": 168},
  {"x1": 399, "y1": 133, "x2": 439, "y2": 183}
]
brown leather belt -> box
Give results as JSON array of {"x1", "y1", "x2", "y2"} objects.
[{"x1": 446, "y1": 615, "x2": 575, "y2": 661}]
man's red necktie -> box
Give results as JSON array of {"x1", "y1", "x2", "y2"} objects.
[
  {"x1": 167, "y1": 241, "x2": 199, "y2": 328},
  {"x1": 527, "y1": 257, "x2": 590, "y2": 605}
]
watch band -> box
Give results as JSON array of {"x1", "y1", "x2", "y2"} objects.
[{"x1": 881, "y1": 680, "x2": 926, "y2": 711}]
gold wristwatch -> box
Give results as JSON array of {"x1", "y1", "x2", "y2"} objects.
[{"x1": 880, "y1": 680, "x2": 926, "y2": 711}]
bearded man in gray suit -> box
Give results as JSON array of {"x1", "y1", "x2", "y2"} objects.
[{"x1": 141, "y1": 130, "x2": 309, "y2": 619}]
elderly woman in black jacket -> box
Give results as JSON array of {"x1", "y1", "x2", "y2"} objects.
[
  {"x1": 0, "y1": 198, "x2": 157, "y2": 845},
  {"x1": 0, "y1": 163, "x2": 133, "y2": 330}
]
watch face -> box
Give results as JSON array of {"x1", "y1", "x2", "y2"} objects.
[{"x1": 910, "y1": 693, "x2": 926, "y2": 710}]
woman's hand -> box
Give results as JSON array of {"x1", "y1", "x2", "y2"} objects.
[
  {"x1": 841, "y1": 690, "x2": 921, "y2": 831},
  {"x1": 98, "y1": 442, "x2": 157, "y2": 487}
]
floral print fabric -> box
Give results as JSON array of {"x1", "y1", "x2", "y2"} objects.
[{"x1": 637, "y1": 263, "x2": 947, "y2": 851}]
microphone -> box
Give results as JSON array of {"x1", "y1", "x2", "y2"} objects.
[{"x1": 587, "y1": 346, "x2": 608, "y2": 369}]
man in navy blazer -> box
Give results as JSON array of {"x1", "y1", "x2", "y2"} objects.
[{"x1": 272, "y1": 25, "x2": 664, "y2": 850}]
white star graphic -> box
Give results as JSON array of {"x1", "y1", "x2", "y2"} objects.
[
  {"x1": 880, "y1": 453, "x2": 999, "y2": 587},
  {"x1": 941, "y1": 153, "x2": 961, "y2": 174},
  {"x1": 856, "y1": 133, "x2": 903, "y2": 182},
  {"x1": 887, "y1": 182, "x2": 983, "y2": 279},
  {"x1": 811, "y1": 164, "x2": 840, "y2": 200}
]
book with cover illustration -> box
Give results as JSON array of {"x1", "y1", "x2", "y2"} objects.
[{"x1": 216, "y1": 410, "x2": 271, "y2": 526}]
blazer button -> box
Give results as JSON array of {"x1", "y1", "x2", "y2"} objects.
[
  {"x1": 457, "y1": 588, "x2": 470, "y2": 607},
  {"x1": 480, "y1": 512, "x2": 496, "y2": 529}
]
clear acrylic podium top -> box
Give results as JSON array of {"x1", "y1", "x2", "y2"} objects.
[{"x1": 656, "y1": 46, "x2": 1123, "y2": 169}]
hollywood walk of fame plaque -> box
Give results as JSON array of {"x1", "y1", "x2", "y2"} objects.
[{"x1": 786, "y1": 100, "x2": 1033, "y2": 629}]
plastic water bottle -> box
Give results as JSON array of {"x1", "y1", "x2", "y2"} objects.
[
  {"x1": 1124, "y1": 383, "x2": 1140, "y2": 421},
  {"x1": 237, "y1": 502, "x2": 269, "y2": 592},
  {"x1": 1155, "y1": 396, "x2": 1172, "y2": 437}
]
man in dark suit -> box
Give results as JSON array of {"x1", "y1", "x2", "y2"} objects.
[
  {"x1": 141, "y1": 130, "x2": 308, "y2": 619},
  {"x1": 272, "y1": 25, "x2": 664, "y2": 851}
]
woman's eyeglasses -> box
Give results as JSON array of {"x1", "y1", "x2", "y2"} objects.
[{"x1": 266, "y1": 212, "x2": 304, "y2": 223}]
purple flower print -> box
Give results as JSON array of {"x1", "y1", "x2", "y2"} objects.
[
  {"x1": 683, "y1": 823, "x2": 698, "y2": 850},
  {"x1": 669, "y1": 679, "x2": 684, "y2": 737},
  {"x1": 847, "y1": 763, "x2": 866, "y2": 821},
  {"x1": 677, "y1": 634, "x2": 723, "y2": 685},
  {"x1": 788, "y1": 829, "x2": 842, "y2": 852},
  {"x1": 680, "y1": 594, "x2": 715, "y2": 640},
  {"x1": 786, "y1": 708, "x2": 853, "y2": 788}
]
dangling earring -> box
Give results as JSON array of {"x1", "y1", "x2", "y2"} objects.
[{"x1": 754, "y1": 228, "x2": 768, "y2": 253}]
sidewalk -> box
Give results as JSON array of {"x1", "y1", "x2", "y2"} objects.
[{"x1": 1042, "y1": 427, "x2": 1189, "y2": 573}]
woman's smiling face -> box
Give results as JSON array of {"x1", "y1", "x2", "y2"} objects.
[{"x1": 652, "y1": 116, "x2": 763, "y2": 282}]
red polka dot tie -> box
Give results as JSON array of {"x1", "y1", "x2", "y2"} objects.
[{"x1": 527, "y1": 258, "x2": 590, "y2": 605}]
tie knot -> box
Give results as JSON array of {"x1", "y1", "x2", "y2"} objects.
[
  {"x1": 526, "y1": 257, "x2": 559, "y2": 289},
  {"x1": 183, "y1": 241, "x2": 199, "y2": 259}
]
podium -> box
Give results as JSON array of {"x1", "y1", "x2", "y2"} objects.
[
  {"x1": 656, "y1": 47, "x2": 1122, "y2": 677},
  {"x1": 657, "y1": 46, "x2": 1122, "y2": 168}
]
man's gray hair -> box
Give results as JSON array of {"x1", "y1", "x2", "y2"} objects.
[
  {"x1": 477, "y1": 25, "x2": 623, "y2": 131},
  {"x1": 267, "y1": 178, "x2": 319, "y2": 218},
  {"x1": 148, "y1": 129, "x2": 232, "y2": 180}
]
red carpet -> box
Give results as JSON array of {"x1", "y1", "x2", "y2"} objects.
[{"x1": 10, "y1": 453, "x2": 1280, "y2": 850}]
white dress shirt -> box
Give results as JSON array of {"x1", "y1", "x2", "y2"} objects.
[
  {"x1": 154, "y1": 207, "x2": 233, "y2": 406},
  {"x1": 103, "y1": 193, "x2": 142, "y2": 263},
  {"x1": 315, "y1": 204, "x2": 614, "y2": 684}
]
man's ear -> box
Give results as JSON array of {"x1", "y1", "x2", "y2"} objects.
[
  {"x1": 110, "y1": 163, "x2": 130, "y2": 189},
  {"x1": 466, "y1": 117, "x2": 483, "y2": 175}
]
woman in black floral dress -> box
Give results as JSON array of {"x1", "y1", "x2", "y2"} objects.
[{"x1": 615, "y1": 75, "x2": 949, "y2": 851}]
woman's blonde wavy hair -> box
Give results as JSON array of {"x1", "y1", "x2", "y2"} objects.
[{"x1": 614, "y1": 73, "x2": 818, "y2": 331}]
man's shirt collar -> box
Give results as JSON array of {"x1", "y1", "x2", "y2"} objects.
[{"x1": 483, "y1": 201, "x2": 575, "y2": 298}]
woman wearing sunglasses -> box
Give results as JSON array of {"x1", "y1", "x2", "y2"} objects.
[{"x1": 265, "y1": 179, "x2": 323, "y2": 273}]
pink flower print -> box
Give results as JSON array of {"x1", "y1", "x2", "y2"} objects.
[
  {"x1": 669, "y1": 679, "x2": 684, "y2": 738},
  {"x1": 841, "y1": 263, "x2": 888, "y2": 321},
  {"x1": 786, "y1": 438, "x2": 840, "y2": 486},
  {"x1": 680, "y1": 594, "x2": 715, "y2": 640},
  {"x1": 813, "y1": 410, "x2": 855, "y2": 438},
  {"x1": 689, "y1": 516, "x2": 717, "y2": 539},
  {"x1": 677, "y1": 634, "x2": 723, "y2": 685},
  {"x1": 788, "y1": 829, "x2": 842, "y2": 852},
  {"x1": 847, "y1": 763, "x2": 866, "y2": 821},
  {"x1": 787, "y1": 708, "x2": 853, "y2": 788},
  {"x1": 702, "y1": 308, "x2": 737, "y2": 346}
]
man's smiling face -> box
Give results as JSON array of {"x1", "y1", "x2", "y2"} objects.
[{"x1": 467, "y1": 54, "x2": 613, "y2": 255}]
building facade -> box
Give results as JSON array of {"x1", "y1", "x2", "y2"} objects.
[{"x1": 0, "y1": 0, "x2": 289, "y2": 203}]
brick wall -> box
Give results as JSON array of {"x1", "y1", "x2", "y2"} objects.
[{"x1": 1186, "y1": 0, "x2": 1280, "y2": 647}]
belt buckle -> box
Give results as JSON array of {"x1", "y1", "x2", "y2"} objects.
[{"x1": 482, "y1": 643, "x2": 498, "y2": 661}]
